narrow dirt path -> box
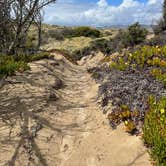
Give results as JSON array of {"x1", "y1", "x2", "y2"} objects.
[
  {"x1": 57, "y1": 53, "x2": 151, "y2": 166},
  {"x1": 0, "y1": 53, "x2": 151, "y2": 166}
]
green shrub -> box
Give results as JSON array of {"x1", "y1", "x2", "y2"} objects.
[
  {"x1": 89, "y1": 36, "x2": 124, "y2": 55},
  {"x1": 0, "y1": 55, "x2": 29, "y2": 76},
  {"x1": 143, "y1": 96, "x2": 166, "y2": 166},
  {"x1": 110, "y1": 57, "x2": 129, "y2": 71},
  {"x1": 69, "y1": 24, "x2": 147, "y2": 59},
  {"x1": 91, "y1": 38, "x2": 111, "y2": 54},
  {"x1": 91, "y1": 23, "x2": 148, "y2": 55},
  {"x1": 45, "y1": 26, "x2": 101, "y2": 40},
  {"x1": 71, "y1": 46, "x2": 93, "y2": 61},
  {"x1": 61, "y1": 28, "x2": 75, "y2": 38},
  {"x1": 29, "y1": 52, "x2": 50, "y2": 61},
  {"x1": 72, "y1": 26, "x2": 101, "y2": 38},
  {"x1": 47, "y1": 29, "x2": 64, "y2": 40},
  {"x1": 15, "y1": 52, "x2": 50, "y2": 62},
  {"x1": 0, "y1": 52, "x2": 50, "y2": 77},
  {"x1": 121, "y1": 22, "x2": 148, "y2": 47},
  {"x1": 150, "y1": 68, "x2": 166, "y2": 86}
]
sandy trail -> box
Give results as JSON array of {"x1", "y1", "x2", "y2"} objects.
[{"x1": 0, "y1": 53, "x2": 151, "y2": 166}]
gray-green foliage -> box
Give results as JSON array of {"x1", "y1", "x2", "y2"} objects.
[
  {"x1": 121, "y1": 22, "x2": 148, "y2": 46},
  {"x1": 72, "y1": 26, "x2": 101, "y2": 38}
]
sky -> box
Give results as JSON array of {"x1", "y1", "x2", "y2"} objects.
[{"x1": 43, "y1": 0, "x2": 164, "y2": 27}]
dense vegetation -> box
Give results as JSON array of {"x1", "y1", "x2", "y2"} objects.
[
  {"x1": 118, "y1": 22, "x2": 148, "y2": 47},
  {"x1": 71, "y1": 26, "x2": 101, "y2": 38},
  {"x1": 143, "y1": 97, "x2": 166, "y2": 166},
  {"x1": 89, "y1": 45, "x2": 166, "y2": 165},
  {"x1": 0, "y1": 24, "x2": 102, "y2": 75},
  {"x1": 55, "y1": 22, "x2": 148, "y2": 62},
  {"x1": 0, "y1": 52, "x2": 50, "y2": 77},
  {"x1": 111, "y1": 45, "x2": 166, "y2": 85},
  {"x1": 44, "y1": 26, "x2": 101, "y2": 41},
  {"x1": 0, "y1": 1, "x2": 57, "y2": 77},
  {"x1": 88, "y1": 2, "x2": 166, "y2": 165}
]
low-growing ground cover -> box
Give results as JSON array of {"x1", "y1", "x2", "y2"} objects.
[
  {"x1": 143, "y1": 96, "x2": 166, "y2": 166},
  {"x1": 110, "y1": 45, "x2": 166, "y2": 86},
  {"x1": 89, "y1": 45, "x2": 166, "y2": 165}
]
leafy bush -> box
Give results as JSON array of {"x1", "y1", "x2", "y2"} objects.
[
  {"x1": 47, "y1": 29, "x2": 64, "y2": 40},
  {"x1": 72, "y1": 26, "x2": 101, "y2": 38},
  {"x1": 47, "y1": 27, "x2": 77, "y2": 40},
  {"x1": 107, "y1": 23, "x2": 147, "y2": 51},
  {"x1": 91, "y1": 38, "x2": 112, "y2": 54},
  {"x1": 89, "y1": 23, "x2": 148, "y2": 56},
  {"x1": 121, "y1": 22, "x2": 148, "y2": 47},
  {"x1": 143, "y1": 96, "x2": 166, "y2": 165},
  {"x1": 67, "y1": 23, "x2": 148, "y2": 60},
  {"x1": 89, "y1": 35, "x2": 126, "y2": 56},
  {"x1": 71, "y1": 46, "x2": 93, "y2": 61},
  {"x1": 45, "y1": 26, "x2": 101, "y2": 41},
  {"x1": 61, "y1": 28, "x2": 75, "y2": 38},
  {"x1": 0, "y1": 52, "x2": 50, "y2": 77},
  {"x1": 70, "y1": 38, "x2": 112, "y2": 61},
  {"x1": 0, "y1": 55, "x2": 29, "y2": 76}
]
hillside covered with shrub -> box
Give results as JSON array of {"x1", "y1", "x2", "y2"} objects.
[{"x1": 88, "y1": 13, "x2": 166, "y2": 166}]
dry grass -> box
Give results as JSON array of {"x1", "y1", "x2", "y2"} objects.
[{"x1": 42, "y1": 36, "x2": 93, "y2": 53}]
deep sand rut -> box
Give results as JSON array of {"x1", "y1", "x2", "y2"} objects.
[{"x1": 0, "y1": 53, "x2": 151, "y2": 166}]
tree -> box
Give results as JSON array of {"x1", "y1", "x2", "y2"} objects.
[
  {"x1": 0, "y1": 0, "x2": 56, "y2": 55},
  {"x1": 153, "y1": 0, "x2": 166, "y2": 34},
  {"x1": 163, "y1": 0, "x2": 166, "y2": 26},
  {"x1": 35, "y1": 11, "x2": 43, "y2": 49},
  {"x1": 120, "y1": 22, "x2": 148, "y2": 47},
  {"x1": 127, "y1": 22, "x2": 148, "y2": 46},
  {"x1": 0, "y1": 0, "x2": 14, "y2": 54}
]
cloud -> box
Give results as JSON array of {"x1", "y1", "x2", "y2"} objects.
[
  {"x1": 148, "y1": 0, "x2": 159, "y2": 5},
  {"x1": 43, "y1": 0, "x2": 163, "y2": 26},
  {"x1": 97, "y1": 0, "x2": 108, "y2": 8}
]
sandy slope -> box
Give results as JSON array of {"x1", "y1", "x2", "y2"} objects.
[{"x1": 0, "y1": 52, "x2": 151, "y2": 166}]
